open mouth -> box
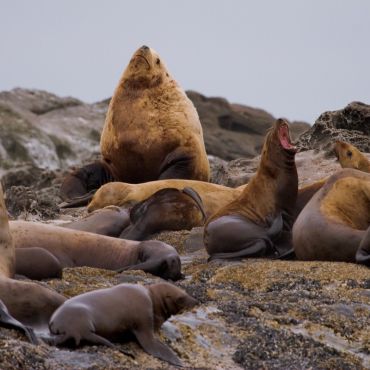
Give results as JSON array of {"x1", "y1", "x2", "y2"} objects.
[{"x1": 278, "y1": 124, "x2": 297, "y2": 152}]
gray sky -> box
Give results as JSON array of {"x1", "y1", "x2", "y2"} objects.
[{"x1": 1, "y1": 0, "x2": 370, "y2": 123}]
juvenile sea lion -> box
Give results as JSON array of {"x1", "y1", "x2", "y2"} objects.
[
  {"x1": 0, "y1": 184, "x2": 65, "y2": 337},
  {"x1": 293, "y1": 168, "x2": 370, "y2": 265},
  {"x1": 334, "y1": 141, "x2": 370, "y2": 173},
  {"x1": 12, "y1": 221, "x2": 182, "y2": 280},
  {"x1": 84, "y1": 179, "x2": 243, "y2": 216},
  {"x1": 119, "y1": 187, "x2": 206, "y2": 240},
  {"x1": 61, "y1": 45, "x2": 210, "y2": 201},
  {"x1": 204, "y1": 119, "x2": 298, "y2": 260},
  {"x1": 49, "y1": 282, "x2": 198, "y2": 366},
  {"x1": 62, "y1": 206, "x2": 130, "y2": 237}
]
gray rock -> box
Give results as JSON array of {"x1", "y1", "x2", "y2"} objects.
[{"x1": 298, "y1": 101, "x2": 370, "y2": 153}]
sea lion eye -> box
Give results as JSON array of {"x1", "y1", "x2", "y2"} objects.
[
  {"x1": 156, "y1": 58, "x2": 160, "y2": 65},
  {"x1": 347, "y1": 151, "x2": 352, "y2": 158}
]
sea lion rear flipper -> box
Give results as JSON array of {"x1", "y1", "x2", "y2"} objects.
[
  {"x1": 133, "y1": 329, "x2": 183, "y2": 367},
  {"x1": 182, "y1": 187, "x2": 206, "y2": 221},
  {"x1": 159, "y1": 151, "x2": 194, "y2": 181},
  {"x1": 356, "y1": 226, "x2": 370, "y2": 266},
  {"x1": 0, "y1": 301, "x2": 39, "y2": 344},
  {"x1": 59, "y1": 190, "x2": 96, "y2": 209}
]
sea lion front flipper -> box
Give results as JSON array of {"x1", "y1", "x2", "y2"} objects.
[
  {"x1": 356, "y1": 226, "x2": 370, "y2": 266},
  {"x1": 159, "y1": 151, "x2": 194, "y2": 181},
  {"x1": 208, "y1": 239, "x2": 269, "y2": 261},
  {"x1": 0, "y1": 300, "x2": 38, "y2": 344},
  {"x1": 133, "y1": 328, "x2": 183, "y2": 367},
  {"x1": 60, "y1": 161, "x2": 114, "y2": 201},
  {"x1": 84, "y1": 332, "x2": 135, "y2": 358},
  {"x1": 182, "y1": 187, "x2": 206, "y2": 222},
  {"x1": 116, "y1": 259, "x2": 163, "y2": 276}
]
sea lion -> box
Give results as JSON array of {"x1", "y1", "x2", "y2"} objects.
[
  {"x1": 49, "y1": 282, "x2": 198, "y2": 366},
  {"x1": 293, "y1": 168, "x2": 370, "y2": 265},
  {"x1": 61, "y1": 188, "x2": 206, "y2": 241},
  {"x1": 60, "y1": 45, "x2": 210, "y2": 201},
  {"x1": 334, "y1": 141, "x2": 370, "y2": 173},
  {"x1": 119, "y1": 187, "x2": 206, "y2": 240},
  {"x1": 204, "y1": 119, "x2": 298, "y2": 260},
  {"x1": 83, "y1": 179, "x2": 244, "y2": 216},
  {"x1": 62, "y1": 206, "x2": 130, "y2": 238},
  {"x1": 12, "y1": 221, "x2": 182, "y2": 280},
  {"x1": 0, "y1": 184, "x2": 65, "y2": 338}
]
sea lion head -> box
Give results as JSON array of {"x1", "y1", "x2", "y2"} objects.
[
  {"x1": 260, "y1": 118, "x2": 297, "y2": 168},
  {"x1": 334, "y1": 141, "x2": 362, "y2": 170},
  {"x1": 148, "y1": 282, "x2": 198, "y2": 328},
  {"x1": 122, "y1": 45, "x2": 172, "y2": 89}
]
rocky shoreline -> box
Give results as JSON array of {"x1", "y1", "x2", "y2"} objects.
[{"x1": 0, "y1": 89, "x2": 369, "y2": 369}]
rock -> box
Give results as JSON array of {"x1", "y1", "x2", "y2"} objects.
[
  {"x1": 188, "y1": 91, "x2": 310, "y2": 160},
  {"x1": 298, "y1": 102, "x2": 370, "y2": 153}
]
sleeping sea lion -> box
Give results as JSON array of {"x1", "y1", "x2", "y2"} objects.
[
  {"x1": 60, "y1": 45, "x2": 210, "y2": 201},
  {"x1": 204, "y1": 118, "x2": 298, "y2": 260},
  {"x1": 78, "y1": 179, "x2": 244, "y2": 216},
  {"x1": 334, "y1": 141, "x2": 370, "y2": 173},
  {"x1": 12, "y1": 222, "x2": 182, "y2": 280},
  {"x1": 48, "y1": 282, "x2": 198, "y2": 366},
  {"x1": 0, "y1": 184, "x2": 65, "y2": 338},
  {"x1": 293, "y1": 168, "x2": 370, "y2": 265}
]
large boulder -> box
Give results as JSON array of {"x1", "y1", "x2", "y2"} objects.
[
  {"x1": 298, "y1": 102, "x2": 370, "y2": 152},
  {"x1": 187, "y1": 91, "x2": 310, "y2": 160}
]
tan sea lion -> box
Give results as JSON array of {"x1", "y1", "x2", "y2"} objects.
[
  {"x1": 204, "y1": 119, "x2": 298, "y2": 260},
  {"x1": 60, "y1": 45, "x2": 210, "y2": 201},
  {"x1": 293, "y1": 168, "x2": 370, "y2": 265},
  {"x1": 0, "y1": 184, "x2": 65, "y2": 338},
  {"x1": 71, "y1": 179, "x2": 243, "y2": 216},
  {"x1": 334, "y1": 141, "x2": 370, "y2": 173},
  {"x1": 49, "y1": 282, "x2": 198, "y2": 366},
  {"x1": 12, "y1": 221, "x2": 182, "y2": 280}
]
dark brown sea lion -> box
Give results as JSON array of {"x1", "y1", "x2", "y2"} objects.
[
  {"x1": 60, "y1": 45, "x2": 210, "y2": 202},
  {"x1": 119, "y1": 187, "x2": 206, "y2": 240},
  {"x1": 48, "y1": 282, "x2": 198, "y2": 366},
  {"x1": 0, "y1": 184, "x2": 65, "y2": 339},
  {"x1": 12, "y1": 221, "x2": 182, "y2": 280},
  {"x1": 334, "y1": 141, "x2": 370, "y2": 173},
  {"x1": 293, "y1": 168, "x2": 370, "y2": 265},
  {"x1": 204, "y1": 119, "x2": 298, "y2": 260}
]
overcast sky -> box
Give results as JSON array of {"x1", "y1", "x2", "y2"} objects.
[{"x1": 1, "y1": 0, "x2": 369, "y2": 123}]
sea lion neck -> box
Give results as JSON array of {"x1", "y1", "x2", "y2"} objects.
[{"x1": 148, "y1": 285, "x2": 174, "y2": 329}]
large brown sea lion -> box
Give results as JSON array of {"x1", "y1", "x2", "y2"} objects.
[
  {"x1": 0, "y1": 184, "x2": 65, "y2": 339},
  {"x1": 293, "y1": 168, "x2": 370, "y2": 265},
  {"x1": 60, "y1": 45, "x2": 210, "y2": 201},
  {"x1": 48, "y1": 282, "x2": 198, "y2": 366},
  {"x1": 334, "y1": 141, "x2": 370, "y2": 173},
  {"x1": 83, "y1": 179, "x2": 243, "y2": 216},
  {"x1": 12, "y1": 221, "x2": 182, "y2": 280},
  {"x1": 203, "y1": 119, "x2": 298, "y2": 260}
]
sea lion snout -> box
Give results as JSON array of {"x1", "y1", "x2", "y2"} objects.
[{"x1": 141, "y1": 45, "x2": 149, "y2": 51}]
